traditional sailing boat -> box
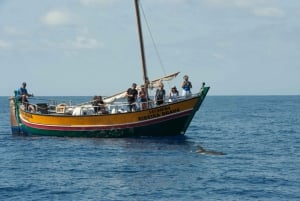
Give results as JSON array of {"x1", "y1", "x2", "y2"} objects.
[{"x1": 10, "y1": 0, "x2": 209, "y2": 138}]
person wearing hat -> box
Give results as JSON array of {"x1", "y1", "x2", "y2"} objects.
[
  {"x1": 17, "y1": 82, "x2": 33, "y2": 105},
  {"x1": 181, "y1": 75, "x2": 192, "y2": 97}
]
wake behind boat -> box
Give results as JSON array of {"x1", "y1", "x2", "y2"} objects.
[{"x1": 9, "y1": 0, "x2": 210, "y2": 138}]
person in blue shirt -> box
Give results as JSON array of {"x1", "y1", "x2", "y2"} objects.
[
  {"x1": 181, "y1": 75, "x2": 192, "y2": 97},
  {"x1": 17, "y1": 82, "x2": 33, "y2": 104}
]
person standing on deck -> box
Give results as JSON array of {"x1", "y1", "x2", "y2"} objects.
[
  {"x1": 138, "y1": 85, "x2": 148, "y2": 110},
  {"x1": 181, "y1": 75, "x2": 192, "y2": 97},
  {"x1": 126, "y1": 83, "x2": 138, "y2": 112},
  {"x1": 155, "y1": 83, "x2": 166, "y2": 105}
]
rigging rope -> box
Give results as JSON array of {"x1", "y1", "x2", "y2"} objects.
[{"x1": 140, "y1": 2, "x2": 167, "y2": 78}]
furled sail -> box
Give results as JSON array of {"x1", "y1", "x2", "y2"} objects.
[
  {"x1": 149, "y1": 71, "x2": 180, "y2": 89},
  {"x1": 103, "y1": 72, "x2": 180, "y2": 103},
  {"x1": 103, "y1": 91, "x2": 127, "y2": 104}
]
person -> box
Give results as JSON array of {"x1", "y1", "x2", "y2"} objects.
[
  {"x1": 92, "y1": 96, "x2": 107, "y2": 114},
  {"x1": 181, "y1": 75, "x2": 192, "y2": 97},
  {"x1": 92, "y1": 95, "x2": 98, "y2": 113},
  {"x1": 200, "y1": 82, "x2": 206, "y2": 93},
  {"x1": 126, "y1": 83, "x2": 138, "y2": 112},
  {"x1": 17, "y1": 82, "x2": 33, "y2": 105},
  {"x1": 155, "y1": 83, "x2": 165, "y2": 105},
  {"x1": 168, "y1": 86, "x2": 179, "y2": 102},
  {"x1": 138, "y1": 85, "x2": 148, "y2": 110}
]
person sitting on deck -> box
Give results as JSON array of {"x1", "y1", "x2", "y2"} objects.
[
  {"x1": 92, "y1": 96, "x2": 107, "y2": 114},
  {"x1": 168, "y1": 86, "x2": 179, "y2": 102},
  {"x1": 16, "y1": 82, "x2": 34, "y2": 110}
]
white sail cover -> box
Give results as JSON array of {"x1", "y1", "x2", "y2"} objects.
[
  {"x1": 103, "y1": 91, "x2": 127, "y2": 104},
  {"x1": 103, "y1": 72, "x2": 180, "y2": 104},
  {"x1": 149, "y1": 71, "x2": 180, "y2": 89}
]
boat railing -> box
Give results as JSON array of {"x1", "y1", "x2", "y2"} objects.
[{"x1": 17, "y1": 88, "x2": 205, "y2": 116}]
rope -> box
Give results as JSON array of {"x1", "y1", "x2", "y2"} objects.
[{"x1": 140, "y1": 2, "x2": 167, "y2": 77}]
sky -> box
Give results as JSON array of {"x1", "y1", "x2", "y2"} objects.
[{"x1": 1, "y1": 0, "x2": 300, "y2": 96}]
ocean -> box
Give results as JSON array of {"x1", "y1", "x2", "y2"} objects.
[{"x1": 0, "y1": 96, "x2": 299, "y2": 201}]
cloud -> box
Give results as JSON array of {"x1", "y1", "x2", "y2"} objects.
[
  {"x1": 0, "y1": 40, "x2": 12, "y2": 49},
  {"x1": 80, "y1": 0, "x2": 189, "y2": 7},
  {"x1": 42, "y1": 36, "x2": 102, "y2": 50},
  {"x1": 253, "y1": 7, "x2": 285, "y2": 17},
  {"x1": 203, "y1": 0, "x2": 285, "y2": 18},
  {"x1": 204, "y1": 0, "x2": 248, "y2": 7},
  {"x1": 42, "y1": 10, "x2": 72, "y2": 26},
  {"x1": 212, "y1": 53, "x2": 225, "y2": 60},
  {"x1": 59, "y1": 36, "x2": 103, "y2": 56},
  {"x1": 3, "y1": 26, "x2": 20, "y2": 35},
  {"x1": 204, "y1": 0, "x2": 278, "y2": 9},
  {"x1": 66, "y1": 36, "x2": 102, "y2": 49},
  {"x1": 148, "y1": 0, "x2": 189, "y2": 3},
  {"x1": 79, "y1": 0, "x2": 120, "y2": 6}
]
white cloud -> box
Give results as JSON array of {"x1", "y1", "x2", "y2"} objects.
[
  {"x1": 203, "y1": 0, "x2": 285, "y2": 18},
  {"x1": 79, "y1": 0, "x2": 120, "y2": 6},
  {"x1": 204, "y1": 0, "x2": 276, "y2": 9},
  {"x1": 42, "y1": 36, "x2": 102, "y2": 50},
  {"x1": 80, "y1": 0, "x2": 188, "y2": 7},
  {"x1": 253, "y1": 7, "x2": 285, "y2": 17},
  {"x1": 42, "y1": 10, "x2": 72, "y2": 26},
  {"x1": 0, "y1": 40, "x2": 12, "y2": 49},
  {"x1": 3, "y1": 26, "x2": 20, "y2": 35},
  {"x1": 212, "y1": 53, "x2": 225, "y2": 60},
  {"x1": 66, "y1": 36, "x2": 102, "y2": 49},
  {"x1": 59, "y1": 36, "x2": 103, "y2": 56},
  {"x1": 234, "y1": 0, "x2": 255, "y2": 8},
  {"x1": 204, "y1": 0, "x2": 241, "y2": 7},
  {"x1": 149, "y1": 0, "x2": 189, "y2": 3}
]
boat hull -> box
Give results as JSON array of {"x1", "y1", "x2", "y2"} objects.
[
  {"x1": 10, "y1": 87, "x2": 209, "y2": 138},
  {"x1": 20, "y1": 114, "x2": 191, "y2": 138}
]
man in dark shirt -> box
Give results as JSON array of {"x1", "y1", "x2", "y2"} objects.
[
  {"x1": 155, "y1": 83, "x2": 165, "y2": 105},
  {"x1": 126, "y1": 83, "x2": 138, "y2": 112}
]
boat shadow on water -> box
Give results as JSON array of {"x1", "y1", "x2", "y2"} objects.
[
  {"x1": 10, "y1": 133, "x2": 226, "y2": 156},
  {"x1": 91, "y1": 136, "x2": 226, "y2": 156},
  {"x1": 93, "y1": 135, "x2": 192, "y2": 149}
]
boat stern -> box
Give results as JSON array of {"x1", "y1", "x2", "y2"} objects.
[{"x1": 9, "y1": 95, "x2": 23, "y2": 135}]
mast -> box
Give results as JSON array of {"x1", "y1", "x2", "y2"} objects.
[{"x1": 134, "y1": 0, "x2": 149, "y2": 98}]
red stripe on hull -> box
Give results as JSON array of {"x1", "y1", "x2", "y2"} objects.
[{"x1": 21, "y1": 110, "x2": 192, "y2": 131}]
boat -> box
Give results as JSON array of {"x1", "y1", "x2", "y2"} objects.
[{"x1": 9, "y1": 0, "x2": 210, "y2": 138}]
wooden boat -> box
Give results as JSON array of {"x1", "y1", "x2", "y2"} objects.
[{"x1": 10, "y1": 0, "x2": 210, "y2": 138}]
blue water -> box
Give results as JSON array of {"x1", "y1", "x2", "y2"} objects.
[{"x1": 0, "y1": 96, "x2": 299, "y2": 201}]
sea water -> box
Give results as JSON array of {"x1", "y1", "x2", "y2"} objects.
[{"x1": 0, "y1": 96, "x2": 299, "y2": 201}]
